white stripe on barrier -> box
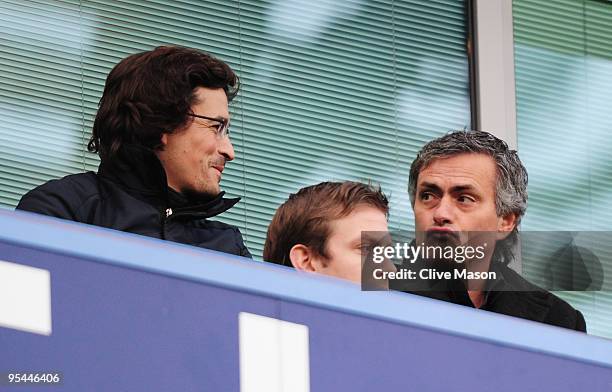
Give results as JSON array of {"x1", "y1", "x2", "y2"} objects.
[
  {"x1": 239, "y1": 312, "x2": 310, "y2": 392},
  {"x1": 0, "y1": 260, "x2": 51, "y2": 335}
]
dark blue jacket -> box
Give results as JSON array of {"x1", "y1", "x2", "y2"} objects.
[{"x1": 17, "y1": 145, "x2": 251, "y2": 258}]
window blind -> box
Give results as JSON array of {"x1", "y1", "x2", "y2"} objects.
[
  {"x1": 514, "y1": 0, "x2": 612, "y2": 338},
  {"x1": 0, "y1": 0, "x2": 471, "y2": 259}
]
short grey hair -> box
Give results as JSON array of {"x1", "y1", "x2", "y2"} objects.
[{"x1": 408, "y1": 130, "x2": 528, "y2": 227}]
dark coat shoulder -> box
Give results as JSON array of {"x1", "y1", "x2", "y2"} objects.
[
  {"x1": 17, "y1": 172, "x2": 99, "y2": 220},
  {"x1": 17, "y1": 171, "x2": 251, "y2": 258},
  {"x1": 487, "y1": 266, "x2": 586, "y2": 332}
]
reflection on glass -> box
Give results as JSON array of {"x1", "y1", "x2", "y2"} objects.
[{"x1": 514, "y1": 0, "x2": 612, "y2": 338}]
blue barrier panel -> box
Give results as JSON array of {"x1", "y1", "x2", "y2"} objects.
[{"x1": 0, "y1": 209, "x2": 611, "y2": 391}]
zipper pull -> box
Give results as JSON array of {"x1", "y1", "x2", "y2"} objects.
[{"x1": 165, "y1": 208, "x2": 173, "y2": 218}]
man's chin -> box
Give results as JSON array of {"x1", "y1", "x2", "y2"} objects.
[
  {"x1": 423, "y1": 230, "x2": 461, "y2": 247},
  {"x1": 182, "y1": 185, "x2": 221, "y2": 201}
]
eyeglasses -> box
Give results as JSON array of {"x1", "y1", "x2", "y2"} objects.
[{"x1": 187, "y1": 113, "x2": 230, "y2": 138}]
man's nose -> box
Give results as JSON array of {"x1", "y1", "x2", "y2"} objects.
[
  {"x1": 432, "y1": 196, "x2": 453, "y2": 225},
  {"x1": 218, "y1": 136, "x2": 235, "y2": 161}
]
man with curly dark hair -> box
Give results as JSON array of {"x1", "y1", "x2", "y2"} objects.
[{"x1": 18, "y1": 46, "x2": 250, "y2": 257}]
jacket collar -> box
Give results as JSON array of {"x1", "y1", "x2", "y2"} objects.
[{"x1": 97, "y1": 144, "x2": 240, "y2": 218}]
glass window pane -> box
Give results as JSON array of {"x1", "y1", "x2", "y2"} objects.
[
  {"x1": 514, "y1": 0, "x2": 612, "y2": 339},
  {"x1": 0, "y1": 0, "x2": 471, "y2": 260}
]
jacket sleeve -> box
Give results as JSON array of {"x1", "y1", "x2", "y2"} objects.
[
  {"x1": 235, "y1": 228, "x2": 252, "y2": 259},
  {"x1": 240, "y1": 244, "x2": 252, "y2": 259},
  {"x1": 16, "y1": 179, "x2": 81, "y2": 221},
  {"x1": 575, "y1": 310, "x2": 587, "y2": 332}
]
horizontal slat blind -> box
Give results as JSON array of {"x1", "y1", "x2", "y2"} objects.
[
  {"x1": 0, "y1": 0, "x2": 470, "y2": 259},
  {"x1": 514, "y1": 0, "x2": 612, "y2": 338},
  {"x1": 234, "y1": 0, "x2": 470, "y2": 254}
]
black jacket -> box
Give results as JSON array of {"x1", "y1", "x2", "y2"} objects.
[
  {"x1": 442, "y1": 262, "x2": 587, "y2": 332},
  {"x1": 17, "y1": 145, "x2": 251, "y2": 258},
  {"x1": 394, "y1": 259, "x2": 586, "y2": 332}
]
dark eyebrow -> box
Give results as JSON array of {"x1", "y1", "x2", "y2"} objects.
[
  {"x1": 450, "y1": 184, "x2": 477, "y2": 193},
  {"x1": 419, "y1": 182, "x2": 442, "y2": 192},
  {"x1": 419, "y1": 182, "x2": 477, "y2": 193},
  {"x1": 206, "y1": 115, "x2": 228, "y2": 122},
  {"x1": 190, "y1": 114, "x2": 229, "y2": 123}
]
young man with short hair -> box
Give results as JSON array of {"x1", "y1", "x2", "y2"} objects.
[{"x1": 264, "y1": 181, "x2": 389, "y2": 284}]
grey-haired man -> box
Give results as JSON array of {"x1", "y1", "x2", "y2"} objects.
[{"x1": 405, "y1": 130, "x2": 585, "y2": 331}]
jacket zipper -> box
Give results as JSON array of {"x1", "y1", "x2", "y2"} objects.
[{"x1": 161, "y1": 208, "x2": 173, "y2": 240}]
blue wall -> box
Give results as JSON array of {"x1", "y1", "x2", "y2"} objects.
[{"x1": 1, "y1": 210, "x2": 611, "y2": 391}]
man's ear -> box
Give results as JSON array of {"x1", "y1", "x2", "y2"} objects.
[
  {"x1": 160, "y1": 133, "x2": 169, "y2": 147},
  {"x1": 497, "y1": 212, "x2": 517, "y2": 239},
  {"x1": 289, "y1": 244, "x2": 317, "y2": 272}
]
